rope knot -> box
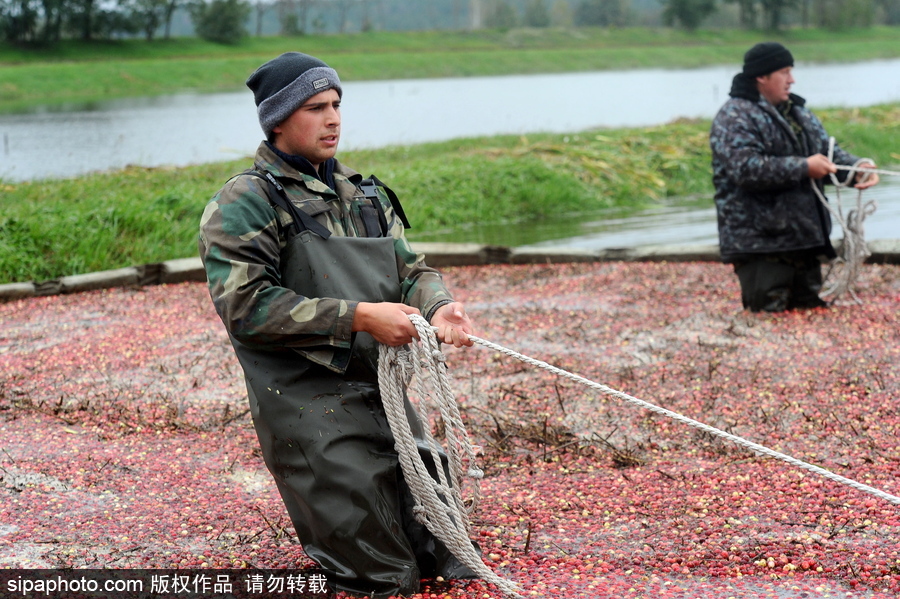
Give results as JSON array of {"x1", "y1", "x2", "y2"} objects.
[{"x1": 392, "y1": 348, "x2": 415, "y2": 380}]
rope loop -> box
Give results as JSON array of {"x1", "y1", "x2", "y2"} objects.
[
  {"x1": 378, "y1": 315, "x2": 522, "y2": 597},
  {"x1": 815, "y1": 137, "x2": 879, "y2": 303}
]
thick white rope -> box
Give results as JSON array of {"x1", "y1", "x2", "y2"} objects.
[
  {"x1": 460, "y1": 330, "x2": 900, "y2": 507},
  {"x1": 379, "y1": 314, "x2": 899, "y2": 597},
  {"x1": 378, "y1": 314, "x2": 522, "y2": 598},
  {"x1": 812, "y1": 139, "x2": 880, "y2": 302},
  {"x1": 834, "y1": 164, "x2": 900, "y2": 178}
]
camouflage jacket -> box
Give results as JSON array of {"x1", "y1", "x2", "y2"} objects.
[
  {"x1": 709, "y1": 75, "x2": 859, "y2": 262},
  {"x1": 199, "y1": 141, "x2": 454, "y2": 372}
]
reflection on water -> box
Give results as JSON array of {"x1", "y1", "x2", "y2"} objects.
[{"x1": 409, "y1": 179, "x2": 900, "y2": 250}]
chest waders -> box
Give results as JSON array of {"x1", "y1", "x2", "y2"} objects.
[{"x1": 229, "y1": 173, "x2": 471, "y2": 598}]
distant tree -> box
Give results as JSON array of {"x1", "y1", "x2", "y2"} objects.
[
  {"x1": 190, "y1": 0, "x2": 249, "y2": 43},
  {"x1": 277, "y1": 0, "x2": 293, "y2": 34},
  {"x1": 4, "y1": 0, "x2": 139, "y2": 41},
  {"x1": 661, "y1": 0, "x2": 716, "y2": 30},
  {"x1": 361, "y1": 0, "x2": 375, "y2": 31},
  {"x1": 575, "y1": 0, "x2": 628, "y2": 26},
  {"x1": 298, "y1": 0, "x2": 310, "y2": 31},
  {"x1": 0, "y1": 0, "x2": 40, "y2": 41},
  {"x1": 38, "y1": 0, "x2": 64, "y2": 40},
  {"x1": 66, "y1": 0, "x2": 99, "y2": 39},
  {"x1": 759, "y1": 0, "x2": 797, "y2": 29},
  {"x1": 813, "y1": 0, "x2": 875, "y2": 28},
  {"x1": 484, "y1": 0, "x2": 517, "y2": 28},
  {"x1": 278, "y1": 0, "x2": 311, "y2": 35},
  {"x1": 876, "y1": 0, "x2": 900, "y2": 23},
  {"x1": 549, "y1": 0, "x2": 573, "y2": 25},
  {"x1": 253, "y1": 0, "x2": 264, "y2": 35},
  {"x1": 799, "y1": 0, "x2": 810, "y2": 25},
  {"x1": 94, "y1": 4, "x2": 140, "y2": 38},
  {"x1": 723, "y1": 0, "x2": 758, "y2": 27},
  {"x1": 334, "y1": 0, "x2": 350, "y2": 32},
  {"x1": 160, "y1": 0, "x2": 177, "y2": 37},
  {"x1": 280, "y1": 10, "x2": 300, "y2": 33},
  {"x1": 523, "y1": 0, "x2": 550, "y2": 26},
  {"x1": 123, "y1": 0, "x2": 167, "y2": 40}
]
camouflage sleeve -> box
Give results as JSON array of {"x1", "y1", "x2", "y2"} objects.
[
  {"x1": 198, "y1": 176, "x2": 356, "y2": 351},
  {"x1": 710, "y1": 101, "x2": 808, "y2": 192},
  {"x1": 376, "y1": 186, "x2": 455, "y2": 319}
]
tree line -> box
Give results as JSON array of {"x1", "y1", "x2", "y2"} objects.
[{"x1": 2, "y1": 0, "x2": 899, "y2": 45}]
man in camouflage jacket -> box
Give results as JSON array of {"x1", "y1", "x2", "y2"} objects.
[
  {"x1": 199, "y1": 52, "x2": 476, "y2": 598},
  {"x1": 710, "y1": 42, "x2": 878, "y2": 312}
]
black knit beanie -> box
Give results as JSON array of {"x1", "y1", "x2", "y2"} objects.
[
  {"x1": 246, "y1": 52, "x2": 343, "y2": 137},
  {"x1": 742, "y1": 42, "x2": 794, "y2": 78}
]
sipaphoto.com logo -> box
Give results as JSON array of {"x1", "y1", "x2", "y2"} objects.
[{"x1": 6, "y1": 573, "x2": 142, "y2": 596}]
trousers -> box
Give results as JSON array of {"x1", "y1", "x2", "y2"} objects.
[{"x1": 733, "y1": 253, "x2": 828, "y2": 312}]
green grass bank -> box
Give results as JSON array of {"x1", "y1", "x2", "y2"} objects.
[
  {"x1": 2, "y1": 103, "x2": 898, "y2": 285},
  {"x1": 2, "y1": 27, "x2": 900, "y2": 113},
  {"x1": 3, "y1": 28, "x2": 900, "y2": 285}
]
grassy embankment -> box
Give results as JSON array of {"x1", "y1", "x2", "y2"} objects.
[
  {"x1": 1, "y1": 27, "x2": 899, "y2": 284},
  {"x1": 5, "y1": 27, "x2": 900, "y2": 111}
]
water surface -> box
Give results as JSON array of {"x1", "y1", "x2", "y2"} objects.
[
  {"x1": 408, "y1": 179, "x2": 900, "y2": 251},
  {"x1": 2, "y1": 59, "x2": 899, "y2": 183}
]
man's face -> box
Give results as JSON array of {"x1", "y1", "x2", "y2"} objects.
[
  {"x1": 271, "y1": 88, "x2": 341, "y2": 169},
  {"x1": 756, "y1": 66, "x2": 794, "y2": 105}
]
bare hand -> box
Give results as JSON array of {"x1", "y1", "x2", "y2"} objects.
[
  {"x1": 853, "y1": 161, "x2": 879, "y2": 190},
  {"x1": 352, "y1": 302, "x2": 420, "y2": 346},
  {"x1": 431, "y1": 302, "x2": 474, "y2": 348},
  {"x1": 806, "y1": 154, "x2": 837, "y2": 179}
]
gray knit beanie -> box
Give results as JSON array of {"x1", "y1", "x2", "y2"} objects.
[
  {"x1": 742, "y1": 42, "x2": 794, "y2": 78},
  {"x1": 246, "y1": 52, "x2": 343, "y2": 137}
]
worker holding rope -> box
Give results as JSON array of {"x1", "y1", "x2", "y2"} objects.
[
  {"x1": 199, "y1": 52, "x2": 477, "y2": 598},
  {"x1": 710, "y1": 42, "x2": 879, "y2": 312}
]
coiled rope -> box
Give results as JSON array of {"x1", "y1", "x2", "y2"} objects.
[
  {"x1": 380, "y1": 314, "x2": 900, "y2": 596},
  {"x1": 812, "y1": 138, "x2": 880, "y2": 303},
  {"x1": 378, "y1": 315, "x2": 522, "y2": 598}
]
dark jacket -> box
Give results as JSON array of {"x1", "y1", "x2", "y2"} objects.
[{"x1": 709, "y1": 74, "x2": 859, "y2": 262}]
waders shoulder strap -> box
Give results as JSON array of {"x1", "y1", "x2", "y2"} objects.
[
  {"x1": 364, "y1": 175, "x2": 412, "y2": 231},
  {"x1": 358, "y1": 178, "x2": 390, "y2": 237},
  {"x1": 240, "y1": 169, "x2": 332, "y2": 240}
]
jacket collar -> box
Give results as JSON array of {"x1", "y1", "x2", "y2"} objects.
[
  {"x1": 254, "y1": 141, "x2": 363, "y2": 198},
  {"x1": 728, "y1": 73, "x2": 806, "y2": 108},
  {"x1": 265, "y1": 141, "x2": 337, "y2": 189}
]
